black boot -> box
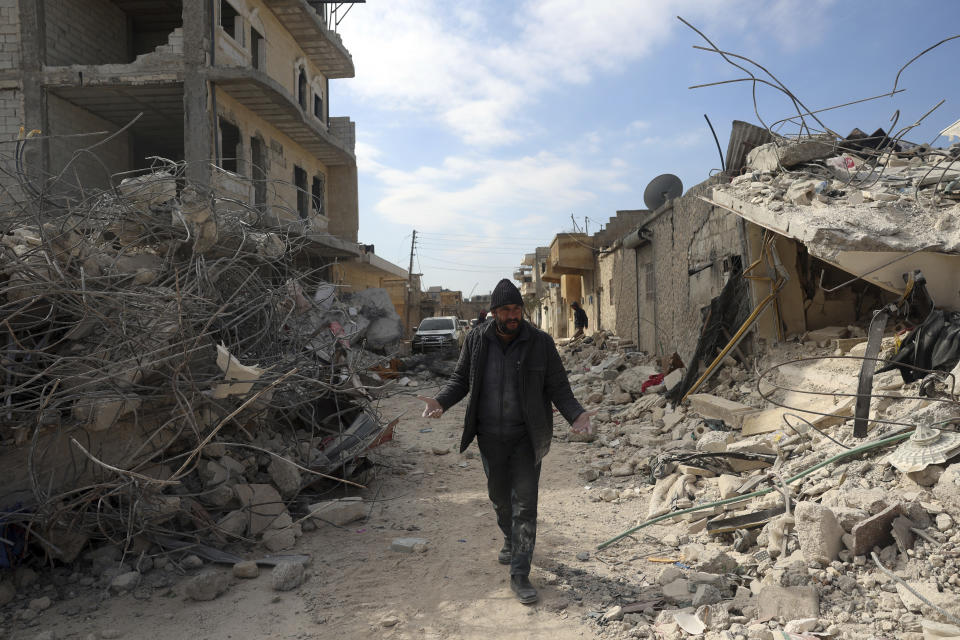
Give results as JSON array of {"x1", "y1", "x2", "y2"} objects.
[
  {"x1": 510, "y1": 574, "x2": 538, "y2": 604},
  {"x1": 498, "y1": 538, "x2": 512, "y2": 565}
]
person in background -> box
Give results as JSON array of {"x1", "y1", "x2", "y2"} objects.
[
  {"x1": 571, "y1": 301, "x2": 588, "y2": 339},
  {"x1": 417, "y1": 279, "x2": 595, "y2": 604},
  {"x1": 477, "y1": 309, "x2": 488, "y2": 324}
]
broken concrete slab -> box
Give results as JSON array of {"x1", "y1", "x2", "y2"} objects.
[
  {"x1": 687, "y1": 394, "x2": 759, "y2": 427},
  {"x1": 234, "y1": 483, "x2": 287, "y2": 536},
  {"x1": 757, "y1": 585, "x2": 819, "y2": 621},
  {"x1": 849, "y1": 504, "x2": 901, "y2": 556},
  {"x1": 746, "y1": 139, "x2": 835, "y2": 173}
]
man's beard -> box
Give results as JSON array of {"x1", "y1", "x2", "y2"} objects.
[{"x1": 496, "y1": 317, "x2": 521, "y2": 335}]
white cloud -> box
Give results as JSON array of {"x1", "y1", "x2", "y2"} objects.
[
  {"x1": 340, "y1": 1, "x2": 835, "y2": 148},
  {"x1": 368, "y1": 150, "x2": 625, "y2": 233}
]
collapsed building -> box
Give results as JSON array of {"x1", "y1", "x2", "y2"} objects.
[
  {"x1": 521, "y1": 112, "x2": 960, "y2": 637},
  {"x1": 0, "y1": 0, "x2": 424, "y2": 575}
]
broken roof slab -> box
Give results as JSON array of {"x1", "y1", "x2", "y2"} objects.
[{"x1": 708, "y1": 188, "x2": 960, "y2": 311}]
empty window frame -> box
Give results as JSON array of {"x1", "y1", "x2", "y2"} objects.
[
  {"x1": 251, "y1": 27, "x2": 264, "y2": 69},
  {"x1": 219, "y1": 117, "x2": 241, "y2": 174},
  {"x1": 313, "y1": 94, "x2": 323, "y2": 120},
  {"x1": 220, "y1": 1, "x2": 240, "y2": 42},
  {"x1": 294, "y1": 166, "x2": 308, "y2": 219},
  {"x1": 297, "y1": 67, "x2": 307, "y2": 110},
  {"x1": 311, "y1": 175, "x2": 325, "y2": 216}
]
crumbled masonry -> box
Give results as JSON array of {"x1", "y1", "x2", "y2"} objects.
[{"x1": 557, "y1": 329, "x2": 960, "y2": 640}]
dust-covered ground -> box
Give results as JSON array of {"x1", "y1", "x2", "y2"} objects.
[{"x1": 6, "y1": 370, "x2": 667, "y2": 640}]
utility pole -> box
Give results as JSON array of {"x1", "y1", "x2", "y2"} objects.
[{"x1": 405, "y1": 230, "x2": 416, "y2": 339}]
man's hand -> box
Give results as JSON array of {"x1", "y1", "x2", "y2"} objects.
[
  {"x1": 571, "y1": 410, "x2": 597, "y2": 435},
  {"x1": 417, "y1": 395, "x2": 444, "y2": 419}
]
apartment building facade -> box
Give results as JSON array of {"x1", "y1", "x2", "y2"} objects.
[{"x1": 1, "y1": 0, "x2": 360, "y2": 258}]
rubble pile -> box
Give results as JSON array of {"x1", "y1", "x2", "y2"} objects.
[
  {"x1": 560, "y1": 332, "x2": 960, "y2": 640},
  {"x1": 0, "y1": 167, "x2": 404, "y2": 567},
  {"x1": 717, "y1": 135, "x2": 960, "y2": 254}
]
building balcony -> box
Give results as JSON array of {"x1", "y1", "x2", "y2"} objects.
[
  {"x1": 542, "y1": 259, "x2": 561, "y2": 284},
  {"x1": 549, "y1": 233, "x2": 594, "y2": 275},
  {"x1": 262, "y1": 0, "x2": 355, "y2": 79},
  {"x1": 208, "y1": 66, "x2": 355, "y2": 166}
]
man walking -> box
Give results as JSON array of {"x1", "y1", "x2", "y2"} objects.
[
  {"x1": 571, "y1": 301, "x2": 588, "y2": 339},
  {"x1": 418, "y1": 279, "x2": 594, "y2": 604}
]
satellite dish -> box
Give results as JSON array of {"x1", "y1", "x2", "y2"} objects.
[{"x1": 644, "y1": 174, "x2": 684, "y2": 210}]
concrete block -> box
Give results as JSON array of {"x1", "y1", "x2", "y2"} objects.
[
  {"x1": 757, "y1": 585, "x2": 819, "y2": 621},
  {"x1": 747, "y1": 140, "x2": 834, "y2": 172},
  {"x1": 794, "y1": 502, "x2": 844, "y2": 564},
  {"x1": 391, "y1": 537, "x2": 429, "y2": 553},
  {"x1": 687, "y1": 394, "x2": 758, "y2": 427},
  {"x1": 662, "y1": 578, "x2": 691, "y2": 604},
  {"x1": 309, "y1": 497, "x2": 366, "y2": 526},
  {"x1": 234, "y1": 483, "x2": 287, "y2": 536},
  {"x1": 849, "y1": 504, "x2": 901, "y2": 557}
]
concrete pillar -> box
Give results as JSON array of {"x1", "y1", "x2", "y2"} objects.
[
  {"x1": 183, "y1": 0, "x2": 213, "y2": 189},
  {"x1": 18, "y1": 0, "x2": 48, "y2": 186},
  {"x1": 327, "y1": 163, "x2": 358, "y2": 243}
]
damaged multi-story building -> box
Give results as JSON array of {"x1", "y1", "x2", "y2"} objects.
[{"x1": 0, "y1": 0, "x2": 425, "y2": 328}]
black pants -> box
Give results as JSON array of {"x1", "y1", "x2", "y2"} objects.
[{"x1": 477, "y1": 433, "x2": 541, "y2": 576}]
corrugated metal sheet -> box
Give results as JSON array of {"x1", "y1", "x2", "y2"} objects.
[{"x1": 725, "y1": 120, "x2": 774, "y2": 175}]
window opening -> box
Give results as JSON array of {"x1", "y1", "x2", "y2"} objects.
[
  {"x1": 220, "y1": 1, "x2": 240, "y2": 41},
  {"x1": 297, "y1": 68, "x2": 307, "y2": 109},
  {"x1": 313, "y1": 94, "x2": 323, "y2": 120},
  {"x1": 294, "y1": 166, "x2": 308, "y2": 219},
  {"x1": 311, "y1": 175, "x2": 325, "y2": 216},
  {"x1": 219, "y1": 118, "x2": 241, "y2": 174},
  {"x1": 251, "y1": 27, "x2": 264, "y2": 69}
]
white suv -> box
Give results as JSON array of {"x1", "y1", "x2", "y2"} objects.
[{"x1": 413, "y1": 316, "x2": 464, "y2": 352}]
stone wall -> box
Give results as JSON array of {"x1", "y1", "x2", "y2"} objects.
[
  {"x1": 644, "y1": 176, "x2": 747, "y2": 363},
  {"x1": 598, "y1": 245, "x2": 639, "y2": 346},
  {"x1": 0, "y1": 0, "x2": 20, "y2": 71},
  {"x1": 45, "y1": 0, "x2": 129, "y2": 66}
]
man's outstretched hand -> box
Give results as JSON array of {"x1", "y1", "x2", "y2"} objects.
[
  {"x1": 571, "y1": 410, "x2": 597, "y2": 435},
  {"x1": 417, "y1": 395, "x2": 444, "y2": 419}
]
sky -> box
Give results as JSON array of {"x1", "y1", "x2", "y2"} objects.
[{"x1": 333, "y1": 0, "x2": 960, "y2": 298}]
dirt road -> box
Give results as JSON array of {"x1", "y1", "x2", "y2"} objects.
[{"x1": 21, "y1": 385, "x2": 667, "y2": 640}]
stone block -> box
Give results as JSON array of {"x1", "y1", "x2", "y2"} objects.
[
  {"x1": 757, "y1": 585, "x2": 819, "y2": 621},
  {"x1": 687, "y1": 394, "x2": 759, "y2": 427},
  {"x1": 662, "y1": 578, "x2": 691, "y2": 604},
  {"x1": 234, "y1": 483, "x2": 287, "y2": 536},
  {"x1": 794, "y1": 502, "x2": 844, "y2": 564},
  {"x1": 271, "y1": 562, "x2": 305, "y2": 592},
  {"x1": 183, "y1": 571, "x2": 230, "y2": 601},
  {"x1": 746, "y1": 140, "x2": 834, "y2": 173},
  {"x1": 309, "y1": 497, "x2": 366, "y2": 527},
  {"x1": 232, "y1": 561, "x2": 259, "y2": 579},
  {"x1": 849, "y1": 504, "x2": 901, "y2": 556},
  {"x1": 268, "y1": 457, "x2": 302, "y2": 498}
]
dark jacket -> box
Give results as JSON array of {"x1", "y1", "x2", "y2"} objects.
[
  {"x1": 435, "y1": 320, "x2": 584, "y2": 463},
  {"x1": 573, "y1": 306, "x2": 588, "y2": 329}
]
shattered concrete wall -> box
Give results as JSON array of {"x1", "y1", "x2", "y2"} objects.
[
  {"x1": 44, "y1": 0, "x2": 129, "y2": 66},
  {"x1": 645, "y1": 176, "x2": 748, "y2": 363}
]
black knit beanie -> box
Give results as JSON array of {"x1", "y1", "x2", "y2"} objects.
[{"x1": 490, "y1": 278, "x2": 523, "y2": 309}]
